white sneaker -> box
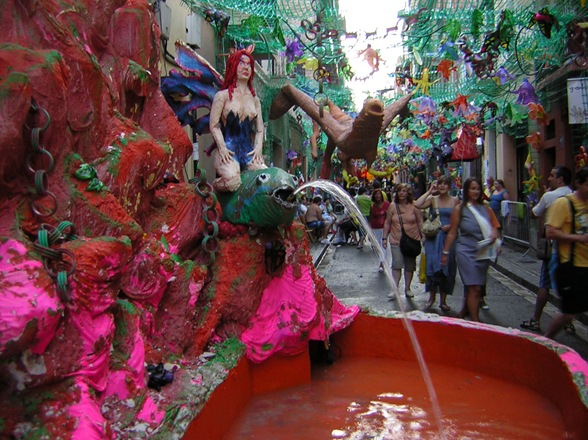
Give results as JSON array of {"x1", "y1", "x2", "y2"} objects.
[
  {"x1": 405, "y1": 290, "x2": 414, "y2": 298},
  {"x1": 320, "y1": 238, "x2": 330, "y2": 244}
]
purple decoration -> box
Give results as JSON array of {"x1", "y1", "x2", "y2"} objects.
[
  {"x1": 286, "y1": 150, "x2": 298, "y2": 160},
  {"x1": 285, "y1": 39, "x2": 304, "y2": 63},
  {"x1": 514, "y1": 78, "x2": 538, "y2": 105},
  {"x1": 415, "y1": 96, "x2": 437, "y2": 113},
  {"x1": 494, "y1": 66, "x2": 515, "y2": 85},
  {"x1": 436, "y1": 40, "x2": 459, "y2": 60},
  {"x1": 412, "y1": 97, "x2": 436, "y2": 124}
]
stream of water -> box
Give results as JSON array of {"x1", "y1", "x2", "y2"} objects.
[{"x1": 294, "y1": 180, "x2": 446, "y2": 439}]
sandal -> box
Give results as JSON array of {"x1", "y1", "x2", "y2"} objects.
[
  {"x1": 564, "y1": 323, "x2": 576, "y2": 334},
  {"x1": 440, "y1": 304, "x2": 451, "y2": 312},
  {"x1": 520, "y1": 319, "x2": 541, "y2": 332}
]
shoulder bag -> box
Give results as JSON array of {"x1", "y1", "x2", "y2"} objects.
[
  {"x1": 554, "y1": 196, "x2": 588, "y2": 301},
  {"x1": 536, "y1": 226, "x2": 552, "y2": 260},
  {"x1": 421, "y1": 197, "x2": 442, "y2": 238},
  {"x1": 395, "y1": 203, "x2": 422, "y2": 257}
]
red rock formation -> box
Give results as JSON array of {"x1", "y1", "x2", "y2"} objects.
[{"x1": 0, "y1": 1, "x2": 358, "y2": 437}]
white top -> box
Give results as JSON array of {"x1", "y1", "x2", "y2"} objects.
[{"x1": 532, "y1": 186, "x2": 573, "y2": 217}]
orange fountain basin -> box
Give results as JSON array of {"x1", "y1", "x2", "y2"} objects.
[{"x1": 184, "y1": 312, "x2": 588, "y2": 439}]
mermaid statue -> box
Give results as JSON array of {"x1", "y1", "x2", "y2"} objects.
[{"x1": 209, "y1": 46, "x2": 267, "y2": 192}]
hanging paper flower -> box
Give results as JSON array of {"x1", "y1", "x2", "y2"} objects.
[
  {"x1": 296, "y1": 57, "x2": 319, "y2": 71},
  {"x1": 437, "y1": 59, "x2": 455, "y2": 80},
  {"x1": 399, "y1": 128, "x2": 412, "y2": 139},
  {"x1": 411, "y1": 96, "x2": 437, "y2": 114},
  {"x1": 525, "y1": 131, "x2": 542, "y2": 152},
  {"x1": 436, "y1": 40, "x2": 459, "y2": 60},
  {"x1": 449, "y1": 94, "x2": 471, "y2": 116},
  {"x1": 284, "y1": 39, "x2": 304, "y2": 63},
  {"x1": 575, "y1": 146, "x2": 588, "y2": 170},
  {"x1": 514, "y1": 78, "x2": 538, "y2": 105},
  {"x1": 471, "y1": 9, "x2": 484, "y2": 38},
  {"x1": 286, "y1": 150, "x2": 298, "y2": 161},
  {"x1": 493, "y1": 66, "x2": 515, "y2": 85},
  {"x1": 524, "y1": 149, "x2": 534, "y2": 174},
  {"x1": 504, "y1": 103, "x2": 527, "y2": 126},
  {"x1": 522, "y1": 149, "x2": 541, "y2": 195},
  {"x1": 527, "y1": 102, "x2": 550, "y2": 126}
]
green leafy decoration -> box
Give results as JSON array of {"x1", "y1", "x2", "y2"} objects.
[
  {"x1": 74, "y1": 163, "x2": 97, "y2": 181},
  {"x1": 241, "y1": 15, "x2": 267, "y2": 38},
  {"x1": 445, "y1": 19, "x2": 461, "y2": 42},
  {"x1": 471, "y1": 9, "x2": 484, "y2": 38},
  {"x1": 161, "y1": 235, "x2": 170, "y2": 252},
  {"x1": 86, "y1": 177, "x2": 106, "y2": 192}
]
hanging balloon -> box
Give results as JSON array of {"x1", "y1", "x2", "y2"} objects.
[
  {"x1": 575, "y1": 146, "x2": 588, "y2": 170},
  {"x1": 342, "y1": 170, "x2": 359, "y2": 187}
]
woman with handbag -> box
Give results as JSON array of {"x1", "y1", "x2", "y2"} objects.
[
  {"x1": 415, "y1": 176, "x2": 459, "y2": 311},
  {"x1": 441, "y1": 178, "x2": 501, "y2": 322},
  {"x1": 382, "y1": 183, "x2": 423, "y2": 300}
]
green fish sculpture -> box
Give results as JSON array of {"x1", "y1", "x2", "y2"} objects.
[{"x1": 218, "y1": 168, "x2": 298, "y2": 227}]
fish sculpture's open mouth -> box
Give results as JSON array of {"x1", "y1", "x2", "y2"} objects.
[{"x1": 272, "y1": 185, "x2": 296, "y2": 209}]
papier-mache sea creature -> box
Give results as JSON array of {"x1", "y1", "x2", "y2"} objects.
[
  {"x1": 217, "y1": 168, "x2": 298, "y2": 227},
  {"x1": 269, "y1": 84, "x2": 414, "y2": 178}
]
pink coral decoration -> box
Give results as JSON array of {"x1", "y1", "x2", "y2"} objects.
[{"x1": 241, "y1": 264, "x2": 360, "y2": 362}]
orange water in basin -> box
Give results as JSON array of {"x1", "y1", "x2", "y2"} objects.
[
  {"x1": 184, "y1": 313, "x2": 588, "y2": 440},
  {"x1": 226, "y1": 356, "x2": 567, "y2": 439}
]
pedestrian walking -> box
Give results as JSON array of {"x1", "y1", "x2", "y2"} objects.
[
  {"x1": 488, "y1": 179, "x2": 509, "y2": 228},
  {"x1": 441, "y1": 177, "x2": 501, "y2": 322},
  {"x1": 355, "y1": 186, "x2": 373, "y2": 249},
  {"x1": 370, "y1": 189, "x2": 390, "y2": 272},
  {"x1": 520, "y1": 165, "x2": 572, "y2": 332},
  {"x1": 544, "y1": 167, "x2": 588, "y2": 338},
  {"x1": 382, "y1": 183, "x2": 423, "y2": 299}
]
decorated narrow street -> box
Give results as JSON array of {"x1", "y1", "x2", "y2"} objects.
[
  {"x1": 314, "y1": 240, "x2": 588, "y2": 360},
  {"x1": 2, "y1": 0, "x2": 588, "y2": 438}
]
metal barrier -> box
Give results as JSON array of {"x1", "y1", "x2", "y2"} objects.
[{"x1": 500, "y1": 201, "x2": 530, "y2": 249}]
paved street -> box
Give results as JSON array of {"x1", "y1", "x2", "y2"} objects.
[{"x1": 314, "y1": 240, "x2": 588, "y2": 360}]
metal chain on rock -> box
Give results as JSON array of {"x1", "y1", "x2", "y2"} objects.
[
  {"x1": 25, "y1": 98, "x2": 77, "y2": 302},
  {"x1": 190, "y1": 166, "x2": 220, "y2": 266}
]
